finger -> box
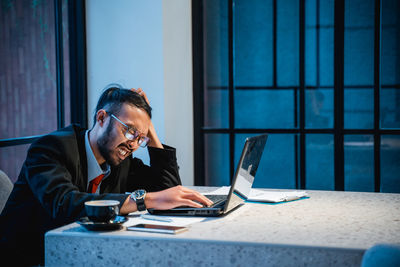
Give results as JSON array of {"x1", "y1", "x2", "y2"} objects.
[
  {"x1": 182, "y1": 192, "x2": 213, "y2": 207},
  {"x1": 131, "y1": 88, "x2": 143, "y2": 94},
  {"x1": 180, "y1": 188, "x2": 213, "y2": 204},
  {"x1": 198, "y1": 195, "x2": 214, "y2": 206},
  {"x1": 179, "y1": 199, "x2": 203, "y2": 208},
  {"x1": 134, "y1": 87, "x2": 148, "y2": 99},
  {"x1": 182, "y1": 187, "x2": 209, "y2": 200}
]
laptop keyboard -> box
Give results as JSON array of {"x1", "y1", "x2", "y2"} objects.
[
  {"x1": 177, "y1": 195, "x2": 227, "y2": 209},
  {"x1": 204, "y1": 195, "x2": 227, "y2": 207}
]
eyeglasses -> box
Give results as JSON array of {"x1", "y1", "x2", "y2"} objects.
[{"x1": 109, "y1": 113, "x2": 150, "y2": 147}]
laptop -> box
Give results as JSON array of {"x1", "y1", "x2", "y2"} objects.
[{"x1": 148, "y1": 134, "x2": 268, "y2": 217}]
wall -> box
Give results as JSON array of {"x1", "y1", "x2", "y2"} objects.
[
  {"x1": 162, "y1": 1, "x2": 194, "y2": 186},
  {"x1": 86, "y1": 0, "x2": 194, "y2": 185}
]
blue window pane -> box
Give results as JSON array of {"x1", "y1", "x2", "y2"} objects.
[
  {"x1": 381, "y1": 28, "x2": 399, "y2": 85},
  {"x1": 306, "y1": 134, "x2": 334, "y2": 190},
  {"x1": 305, "y1": 89, "x2": 333, "y2": 128},
  {"x1": 344, "y1": 30, "x2": 374, "y2": 86},
  {"x1": 204, "y1": 0, "x2": 228, "y2": 87},
  {"x1": 205, "y1": 134, "x2": 230, "y2": 186},
  {"x1": 305, "y1": 0, "x2": 317, "y2": 26},
  {"x1": 381, "y1": 135, "x2": 400, "y2": 193},
  {"x1": 277, "y1": 0, "x2": 299, "y2": 86},
  {"x1": 235, "y1": 0, "x2": 273, "y2": 87},
  {"x1": 235, "y1": 89, "x2": 295, "y2": 128},
  {"x1": 319, "y1": 0, "x2": 334, "y2": 26},
  {"x1": 319, "y1": 28, "x2": 334, "y2": 86},
  {"x1": 305, "y1": 0, "x2": 316, "y2": 86},
  {"x1": 345, "y1": 0, "x2": 374, "y2": 27},
  {"x1": 381, "y1": 0, "x2": 400, "y2": 129},
  {"x1": 305, "y1": 0, "x2": 334, "y2": 87},
  {"x1": 305, "y1": 27, "x2": 317, "y2": 87},
  {"x1": 381, "y1": 0, "x2": 400, "y2": 85},
  {"x1": 319, "y1": 0, "x2": 334, "y2": 87},
  {"x1": 344, "y1": 88, "x2": 374, "y2": 129},
  {"x1": 344, "y1": 135, "x2": 374, "y2": 192},
  {"x1": 204, "y1": 89, "x2": 229, "y2": 128},
  {"x1": 235, "y1": 134, "x2": 296, "y2": 189},
  {"x1": 344, "y1": 0, "x2": 374, "y2": 86},
  {"x1": 380, "y1": 88, "x2": 400, "y2": 129}
]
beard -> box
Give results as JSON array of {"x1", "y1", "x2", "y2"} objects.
[{"x1": 97, "y1": 121, "x2": 123, "y2": 167}]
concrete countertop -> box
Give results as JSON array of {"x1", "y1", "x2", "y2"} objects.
[{"x1": 45, "y1": 187, "x2": 400, "y2": 266}]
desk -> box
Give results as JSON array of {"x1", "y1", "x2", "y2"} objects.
[{"x1": 45, "y1": 187, "x2": 400, "y2": 266}]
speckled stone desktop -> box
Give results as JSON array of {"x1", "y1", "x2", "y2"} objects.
[{"x1": 45, "y1": 187, "x2": 400, "y2": 266}]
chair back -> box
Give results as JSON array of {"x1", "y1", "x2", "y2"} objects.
[{"x1": 0, "y1": 170, "x2": 13, "y2": 213}]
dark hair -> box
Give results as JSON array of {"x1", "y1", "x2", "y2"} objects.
[{"x1": 93, "y1": 85, "x2": 152, "y2": 127}]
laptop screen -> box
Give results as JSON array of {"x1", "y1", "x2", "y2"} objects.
[{"x1": 224, "y1": 134, "x2": 268, "y2": 213}]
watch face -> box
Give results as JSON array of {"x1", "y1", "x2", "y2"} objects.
[{"x1": 135, "y1": 189, "x2": 146, "y2": 199}]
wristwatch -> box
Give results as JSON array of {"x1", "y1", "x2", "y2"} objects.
[{"x1": 130, "y1": 189, "x2": 147, "y2": 211}]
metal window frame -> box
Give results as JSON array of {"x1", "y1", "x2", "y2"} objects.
[
  {"x1": 228, "y1": 0, "x2": 235, "y2": 182},
  {"x1": 373, "y1": 0, "x2": 382, "y2": 192},
  {"x1": 192, "y1": 0, "x2": 400, "y2": 192},
  {"x1": 192, "y1": 0, "x2": 205, "y2": 185},
  {"x1": 68, "y1": 0, "x2": 88, "y2": 129},
  {"x1": 334, "y1": 0, "x2": 345, "y2": 190}
]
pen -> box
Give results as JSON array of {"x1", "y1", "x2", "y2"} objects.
[
  {"x1": 284, "y1": 195, "x2": 301, "y2": 202},
  {"x1": 140, "y1": 214, "x2": 173, "y2": 222}
]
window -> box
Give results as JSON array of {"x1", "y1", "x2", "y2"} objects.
[
  {"x1": 192, "y1": 0, "x2": 400, "y2": 193},
  {"x1": 0, "y1": 0, "x2": 87, "y2": 183}
]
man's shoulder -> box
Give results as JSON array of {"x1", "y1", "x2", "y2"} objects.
[
  {"x1": 22, "y1": 125, "x2": 87, "y2": 170},
  {"x1": 32, "y1": 124, "x2": 86, "y2": 149}
]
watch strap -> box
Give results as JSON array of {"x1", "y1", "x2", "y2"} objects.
[{"x1": 136, "y1": 197, "x2": 146, "y2": 211}]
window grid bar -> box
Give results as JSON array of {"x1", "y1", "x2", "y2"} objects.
[
  {"x1": 229, "y1": 0, "x2": 235, "y2": 183},
  {"x1": 273, "y1": 0, "x2": 277, "y2": 87},
  {"x1": 294, "y1": 89, "x2": 300, "y2": 188},
  {"x1": 316, "y1": 0, "x2": 320, "y2": 88},
  {"x1": 206, "y1": 84, "x2": 400, "y2": 90},
  {"x1": 294, "y1": 0, "x2": 300, "y2": 189},
  {"x1": 299, "y1": 0, "x2": 306, "y2": 189},
  {"x1": 334, "y1": 0, "x2": 345, "y2": 191},
  {"x1": 68, "y1": 0, "x2": 88, "y2": 128},
  {"x1": 192, "y1": 0, "x2": 205, "y2": 186},
  {"x1": 374, "y1": 0, "x2": 382, "y2": 192},
  {"x1": 200, "y1": 128, "x2": 400, "y2": 134},
  {"x1": 0, "y1": 136, "x2": 43, "y2": 148},
  {"x1": 54, "y1": 0, "x2": 65, "y2": 130}
]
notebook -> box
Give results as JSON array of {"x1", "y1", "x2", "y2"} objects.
[{"x1": 147, "y1": 134, "x2": 268, "y2": 217}]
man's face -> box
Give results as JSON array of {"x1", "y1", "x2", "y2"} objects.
[{"x1": 97, "y1": 104, "x2": 151, "y2": 166}]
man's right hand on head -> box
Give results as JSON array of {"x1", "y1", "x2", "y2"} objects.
[{"x1": 129, "y1": 87, "x2": 163, "y2": 149}]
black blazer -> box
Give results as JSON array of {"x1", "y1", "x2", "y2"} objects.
[{"x1": 0, "y1": 124, "x2": 181, "y2": 266}]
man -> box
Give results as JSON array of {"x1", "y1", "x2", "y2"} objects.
[{"x1": 0, "y1": 86, "x2": 212, "y2": 266}]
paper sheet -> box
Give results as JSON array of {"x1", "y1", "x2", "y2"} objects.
[
  {"x1": 124, "y1": 213, "x2": 206, "y2": 227},
  {"x1": 248, "y1": 189, "x2": 308, "y2": 202},
  {"x1": 205, "y1": 186, "x2": 308, "y2": 203}
]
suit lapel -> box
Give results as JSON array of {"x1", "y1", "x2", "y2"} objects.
[{"x1": 74, "y1": 126, "x2": 88, "y2": 192}]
